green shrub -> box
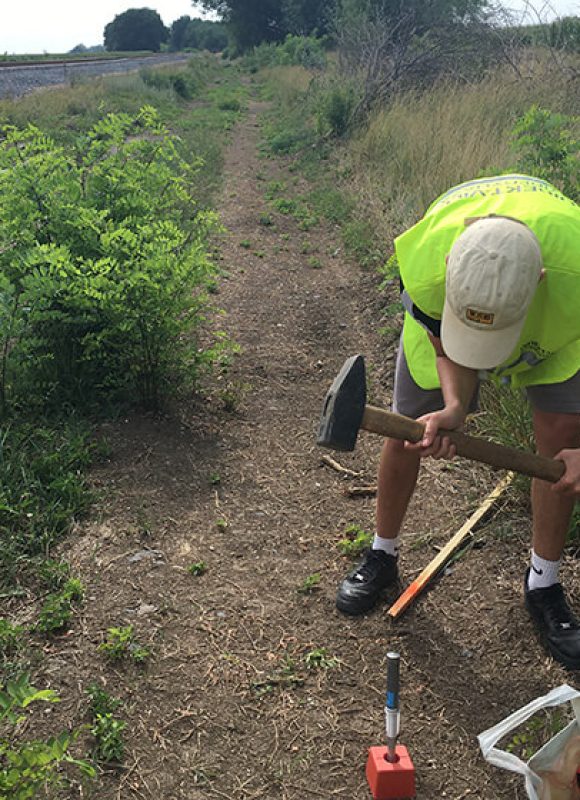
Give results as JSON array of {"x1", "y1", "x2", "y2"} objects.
[
  {"x1": 245, "y1": 35, "x2": 326, "y2": 71},
  {"x1": 139, "y1": 67, "x2": 201, "y2": 100},
  {"x1": 316, "y1": 84, "x2": 357, "y2": 138},
  {"x1": 511, "y1": 105, "x2": 579, "y2": 201},
  {"x1": 0, "y1": 106, "x2": 219, "y2": 414}
]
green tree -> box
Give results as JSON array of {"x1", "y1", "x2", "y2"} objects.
[
  {"x1": 170, "y1": 15, "x2": 193, "y2": 50},
  {"x1": 197, "y1": 0, "x2": 334, "y2": 50},
  {"x1": 282, "y1": 0, "x2": 335, "y2": 35},
  {"x1": 184, "y1": 19, "x2": 229, "y2": 51},
  {"x1": 104, "y1": 8, "x2": 168, "y2": 52}
]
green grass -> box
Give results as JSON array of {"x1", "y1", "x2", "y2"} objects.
[{"x1": 0, "y1": 423, "x2": 94, "y2": 589}]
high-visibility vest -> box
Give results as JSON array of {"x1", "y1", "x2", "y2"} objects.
[{"x1": 394, "y1": 174, "x2": 580, "y2": 389}]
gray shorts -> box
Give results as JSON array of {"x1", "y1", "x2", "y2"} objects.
[{"x1": 392, "y1": 342, "x2": 580, "y2": 418}]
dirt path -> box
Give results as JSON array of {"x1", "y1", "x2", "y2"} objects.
[{"x1": 47, "y1": 96, "x2": 578, "y2": 799}]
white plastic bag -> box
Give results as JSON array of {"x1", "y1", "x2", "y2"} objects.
[{"x1": 478, "y1": 684, "x2": 580, "y2": 799}]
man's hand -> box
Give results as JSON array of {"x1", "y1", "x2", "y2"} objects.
[
  {"x1": 552, "y1": 449, "x2": 580, "y2": 497},
  {"x1": 404, "y1": 405, "x2": 466, "y2": 460}
]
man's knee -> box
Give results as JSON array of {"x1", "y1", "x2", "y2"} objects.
[{"x1": 533, "y1": 410, "x2": 580, "y2": 455}]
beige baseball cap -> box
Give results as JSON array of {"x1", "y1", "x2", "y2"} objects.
[{"x1": 441, "y1": 216, "x2": 543, "y2": 369}]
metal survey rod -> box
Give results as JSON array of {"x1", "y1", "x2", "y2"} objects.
[{"x1": 385, "y1": 652, "x2": 401, "y2": 763}]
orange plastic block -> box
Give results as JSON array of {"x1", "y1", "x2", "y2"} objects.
[{"x1": 366, "y1": 745, "x2": 416, "y2": 800}]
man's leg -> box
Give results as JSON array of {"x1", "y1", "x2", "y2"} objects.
[
  {"x1": 376, "y1": 439, "x2": 420, "y2": 541},
  {"x1": 336, "y1": 342, "x2": 442, "y2": 615},
  {"x1": 525, "y1": 373, "x2": 580, "y2": 669},
  {"x1": 532, "y1": 410, "x2": 579, "y2": 561}
]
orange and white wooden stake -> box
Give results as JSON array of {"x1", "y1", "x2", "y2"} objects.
[{"x1": 387, "y1": 472, "x2": 514, "y2": 620}]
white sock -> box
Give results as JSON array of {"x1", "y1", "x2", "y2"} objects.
[
  {"x1": 527, "y1": 550, "x2": 562, "y2": 591},
  {"x1": 372, "y1": 534, "x2": 399, "y2": 558}
]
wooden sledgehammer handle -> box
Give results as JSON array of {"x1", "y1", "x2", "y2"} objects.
[{"x1": 362, "y1": 405, "x2": 565, "y2": 483}]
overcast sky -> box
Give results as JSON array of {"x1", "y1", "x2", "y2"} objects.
[
  {"x1": 2, "y1": 0, "x2": 579, "y2": 55},
  {"x1": 2, "y1": 1, "x2": 214, "y2": 54}
]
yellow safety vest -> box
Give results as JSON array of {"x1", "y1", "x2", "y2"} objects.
[{"x1": 394, "y1": 175, "x2": 580, "y2": 389}]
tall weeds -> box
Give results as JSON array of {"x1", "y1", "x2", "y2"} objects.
[{"x1": 347, "y1": 65, "x2": 578, "y2": 237}]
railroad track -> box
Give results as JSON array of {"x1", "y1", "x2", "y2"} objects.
[{"x1": 0, "y1": 53, "x2": 190, "y2": 99}]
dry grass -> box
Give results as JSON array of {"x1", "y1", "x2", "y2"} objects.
[
  {"x1": 346, "y1": 61, "x2": 579, "y2": 240},
  {"x1": 261, "y1": 65, "x2": 314, "y2": 104}
]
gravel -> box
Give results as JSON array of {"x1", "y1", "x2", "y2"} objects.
[{"x1": 0, "y1": 54, "x2": 191, "y2": 99}]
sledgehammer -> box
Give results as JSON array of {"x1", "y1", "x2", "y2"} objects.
[{"x1": 317, "y1": 354, "x2": 565, "y2": 483}]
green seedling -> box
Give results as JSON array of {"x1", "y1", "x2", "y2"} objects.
[
  {"x1": 297, "y1": 573, "x2": 321, "y2": 594},
  {"x1": 273, "y1": 197, "x2": 297, "y2": 215},
  {"x1": 304, "y1": 647, "x2": 340, "y2": 670},
  {"x1": 239, "y1": 240, "x2": 252, "y2": 249},
  {"x1": 216, "y1": 518, "x2": 228, "y2": 530},
  {"x1": 337, "y1": 524, "x2": 373, "y2": 557},
  {"x1": 259, "y1": 213, "x2": 274, "y2": 226},
  {"x1": 0, "y1": 676, "x2": 95, "y2": 792},
  {"x1": 0, "y1": 618, "x2": 24, "y2": 656},
  {"x1": 91, "y1": 713, "x2": 126, "y2": 763},
  {"x1": 86, "y1": 683, "x2": 122, "y2": 717},
  {"x1": 308, "y1": 256, "x2": 322, "y2": 269},
  {"x1": 98, "y1": 625, "x2": 150, "y2": 664},
  {"x1": 265, "y1": 180, "x2": 285, "y2": 199},
  {"x1": 37, "y1": 578, "x2": 84, "y2": 633},
  {"x1": 209, "y1": 472, "x2": 221, "y2": 486},
  {"x1": 33, "y1": 558, "x2": 71, "y2": 590},
  {"x1": 189, "y1": 561, "x2": 207, "y2": 577}
]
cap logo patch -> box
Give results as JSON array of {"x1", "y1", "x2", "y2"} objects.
[{"x1": 466, "y1": 308, "x2": 494, "y2": 325}]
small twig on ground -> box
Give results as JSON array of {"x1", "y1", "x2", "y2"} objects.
[
  {"x1": 321, "y1": 454, "x2": 362, "y2": 478},
  {"x1": 344, "y1": 485, "x2": 377, "y2": 497}
]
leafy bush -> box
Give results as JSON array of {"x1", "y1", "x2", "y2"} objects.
[
  {"x1": 316, "y1": 83, "x2": 358, "y2": 138},
  {"x1": 245, "y1": 35, "x2": 327, "y2": 71},
  {"x1": 511, "y1": 105, "x2": 579, "y2": 201},
  {"x1": 0, "y1": 106, "x2": 220, "y2": 414},
  {"x1": 139, "y1": 67, "x2": 201, "y2": 100}
]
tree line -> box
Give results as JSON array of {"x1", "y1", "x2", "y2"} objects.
[
  {"x1": 103, "y1": 8, "x2": 227, "y2": 53},
  {"x1": 102, "y1": 1, "x2": 580, "y2": 62}
]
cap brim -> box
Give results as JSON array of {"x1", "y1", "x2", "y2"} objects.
[{"x1": 441, "y1": 299, "x2": 524, "y2": 370}]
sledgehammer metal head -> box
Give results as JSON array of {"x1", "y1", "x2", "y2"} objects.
[{"x1": 317, "y1": 354, "x2": 366, "y2": 452}]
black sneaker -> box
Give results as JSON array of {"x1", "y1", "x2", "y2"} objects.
[
  {"x1": 524, "y1": 569, "x2": 580, "y2": 670},
  {"x1": 336, "y1": 549, "x2": 398, "y2": 616}
]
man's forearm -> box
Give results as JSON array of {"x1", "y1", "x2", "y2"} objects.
[
  {"x1": 428, "y1": 334, "x2": 478, "y2": 416},
  {"x1": 436, "y1": 354, "x2": 478, "y2": 415}
]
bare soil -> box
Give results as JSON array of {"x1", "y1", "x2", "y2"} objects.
[{"x1": 30, "y1": 96, "x2": 580, "y2": 799}]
